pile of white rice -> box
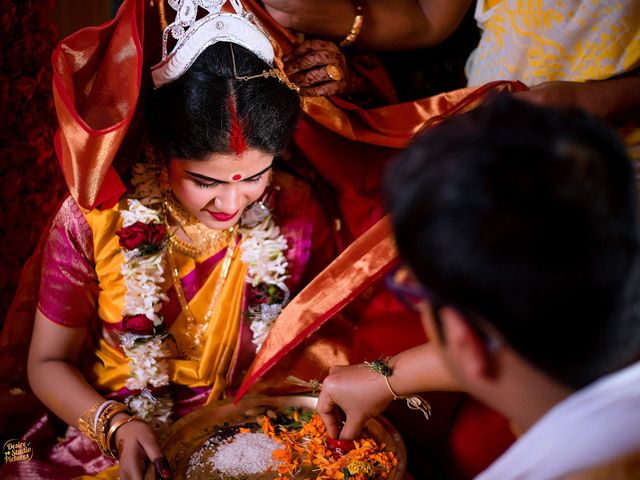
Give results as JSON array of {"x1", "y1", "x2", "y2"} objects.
[{"x1": 188, "y1": 431, "x2": 282, "y2": 478}]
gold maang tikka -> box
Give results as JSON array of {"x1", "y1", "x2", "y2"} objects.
[{"x1": 230, "y1": 44, "x2": 300, "y2": 93}]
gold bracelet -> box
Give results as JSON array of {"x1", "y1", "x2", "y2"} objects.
[
  {"x1": 340, "y1": 0, "x2": 364, "y2": 47},
  {"x1": 93, "y1": 400, "x2": 117, "y2": 433},
  {"x1": 78, "y1": 400, "x2": 102, "y2": 442},
  {"x1": 105, "y1": 415, "x2": 138, "y2": 459},
  {"x1": 96, "y1": 402, "x2": 123, "y2": 455},
  {"x1": 96, "y1": 402, "x2": 128, "y2": 458}
]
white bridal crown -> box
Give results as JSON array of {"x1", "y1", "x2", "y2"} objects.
[{"x1": 151, "y1": 0, "x2": 276, "y2": 88}]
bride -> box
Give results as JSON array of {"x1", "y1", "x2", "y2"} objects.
[{"x1": 3, "y1": 2, "x2": 336, "y2": 479}]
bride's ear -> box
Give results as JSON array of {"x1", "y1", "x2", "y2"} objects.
[
  {"x1": 159, "y1": 165, "x2": 170, "y2": 193},
  {"x1": 439, "y1": 307, "x2": 496, "y2": 382}
]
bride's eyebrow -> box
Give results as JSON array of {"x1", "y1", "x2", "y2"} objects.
[
  {"x1": 185, "y1": 164, "x2": 272, "y2": 183},
  {"x1": 184, "y1": 171, "x2": 224, "y2": 183}
]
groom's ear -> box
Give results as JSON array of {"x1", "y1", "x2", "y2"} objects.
[{"x1": 439, "y1": 307, "x2": 498, "y2": 382}]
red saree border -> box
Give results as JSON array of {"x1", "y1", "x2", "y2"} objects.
[{"x1": 234, "y1": 215, "x2": 396, "y2": 401}]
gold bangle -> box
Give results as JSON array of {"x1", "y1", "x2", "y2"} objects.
[
  {"x1": 106, "y1": 415, "x2": 138, "y2": 458},
  {"x1": 340, "y1": 0, "x2": 364, "y2": 47},
  {"x1": 93, "y1": 400, "x2": 117, "y2": 433},
  {"x1": 78, "y1": 400, "x2": 102, "y2": 443},
  {"x1": 96, "y1": 402, "x2": 128, "y2": 458}
]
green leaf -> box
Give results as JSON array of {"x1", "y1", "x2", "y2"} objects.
[{"x1": 299, "y1": 411, "x2": 314, "y2": 423}]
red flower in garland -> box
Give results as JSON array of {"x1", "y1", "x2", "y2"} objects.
[
  {"x1": 116, "y1": 222, "x2": 167, "y2": 252},
  {"x1": 122, "y1": 314, "x2": 155, "y2": 335}
]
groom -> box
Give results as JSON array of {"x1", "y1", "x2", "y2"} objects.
[
  {"x1": 320, "y1": 95, "x2": 640, "y2": 479},
  {"x1": 384, "y1": 95, "x2": 640, "y2": 478}
]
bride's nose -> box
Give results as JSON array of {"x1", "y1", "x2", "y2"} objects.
[{"x1": 213, "y1": 185, "x2": 239, "y2": 212}]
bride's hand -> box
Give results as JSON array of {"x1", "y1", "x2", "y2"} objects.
[
  {"x1": 317, "y1": 363, "x2": 394, "y2": 439},
  {"x1": 114, "y1": 417, "x2": 172, "y2": 480}
]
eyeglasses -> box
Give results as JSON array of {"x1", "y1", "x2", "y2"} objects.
[
  {"x1": 385, "y1": 263, "x2": 502, "y2": 352},
  {"x1": 385, "y1": 264, "x2": 437, "y2": 312}
]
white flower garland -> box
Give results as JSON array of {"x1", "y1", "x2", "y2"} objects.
[
  {"x1": 240, "y1": 211, "x2": 290, "y2": 351},
  {"x1": 118, "y1": 161, "x2": 289, "y2": 425},
  {"x1": 119, "y1": 163, "x2": 174, "y2": 425},
  {"x1": 124, "y1": 389, "x2": 173, "y2": 429},
  {"x1": 240, "y1": 216, "x2": 289, "y2": 291},
  {"x1": 248, "y1": 303, "x2": 284, "y2": 351}
]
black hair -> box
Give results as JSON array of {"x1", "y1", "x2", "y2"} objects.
[
  {"x1": 146, "y1": 42, "x2": 301, "y2": 159},
  {"x1": 384, "y1": 95, "x2": 640, "y2": 389}
]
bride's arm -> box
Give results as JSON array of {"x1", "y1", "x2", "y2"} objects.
[
  {"x1": 28, "y1": 309, "x2": 170, "y2": 480},
  {"x1": 28, "y1": 311, "x2": 103, "y2": 426}
]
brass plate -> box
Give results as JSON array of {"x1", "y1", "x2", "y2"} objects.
[{"x1": 145, "y1": 395, "x2": 407, "y2": 480}]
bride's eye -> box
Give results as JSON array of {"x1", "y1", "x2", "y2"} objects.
[
  {"x1": 243, "y1": 174, "x2": 263, "y2": 184},
  {"x1": 191, "y1": 178, "x2": 219, "y2": 189}
]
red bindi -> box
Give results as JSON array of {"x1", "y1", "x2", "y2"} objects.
[{"x1": 232, "y1": 174, "x2": 242, "y2": 181}]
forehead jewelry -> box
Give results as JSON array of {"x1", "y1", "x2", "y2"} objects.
[{"x1": 230, "y1": 44, "x2": 300, "y2": 93}]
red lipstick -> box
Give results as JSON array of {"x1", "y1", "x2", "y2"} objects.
[{"x1": 207, "y1": 210, "x2": 238, "y2": 222}]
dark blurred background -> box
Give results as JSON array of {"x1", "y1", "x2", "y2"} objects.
[{"x1": 0, "y1": 0, "x2": 118, "y2": 331}]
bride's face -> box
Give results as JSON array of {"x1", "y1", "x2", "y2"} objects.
[{"x1": 168, "y1": 148, "x2": 273, "y2": 229}]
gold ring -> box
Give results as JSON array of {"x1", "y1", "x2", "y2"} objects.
[{"x1": 326, "y1": 64, "x2": 343, "y2": 82}]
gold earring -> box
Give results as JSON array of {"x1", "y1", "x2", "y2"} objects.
[{"x1": 159, "y1": 166, "x2": 171, "y2": 194}]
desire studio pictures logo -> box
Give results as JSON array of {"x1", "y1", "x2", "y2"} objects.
[{"x1": 3, "y1": 439, "x2": 33, "y2": 463}]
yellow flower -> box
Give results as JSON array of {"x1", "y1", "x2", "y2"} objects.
[{"x1": 347, "y1": 460, "x2": 375, "y2": 476}]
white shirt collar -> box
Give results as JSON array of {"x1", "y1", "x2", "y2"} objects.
[{"x1": 475, "y1": 361, "x2": 640, "y2": 480}]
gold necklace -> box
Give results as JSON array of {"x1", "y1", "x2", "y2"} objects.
[
  {"x1": 167, "y1": 230, "x2": 238, "y2": 359},
  {"x1": 163, "y1": 189, "x2": 233, "y2": 258}
]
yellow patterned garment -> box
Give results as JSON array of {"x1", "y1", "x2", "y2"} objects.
[
  {"x1": 466, "y1": 0, "x2": 640, "y2": 86},
  {"x1": 82, "y1": 201, "x2": 247, "y2": 404}
]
